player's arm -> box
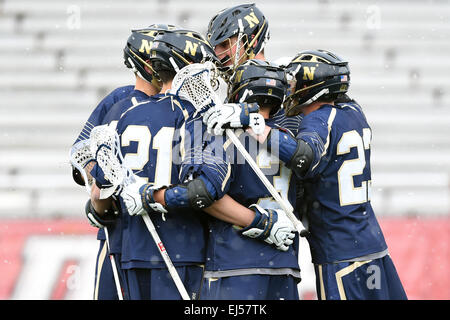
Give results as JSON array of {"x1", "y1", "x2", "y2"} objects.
[
  {"x1": 202, "y1": 102, "x2": 265, "y2": 135},
  {"x1": 147, "y1": 176, "x2": 251, "y2": 226},
  {"x1": 202, "y1": 194, "x2": 254, "y2": 226},
  {"x1": 90, "y1": 183, "x2": 113, "y2": 212},
  {"x1": 204, "y1": 195, "x2": 296, "y2": 251},
  {"x1": 203, "y1": 102, "x2": 314, "y2": 178},
  {"x1": 70, "y1": 91, "x2": 119, "y2": 187},
  {"x1": 84, "y1": 151, "x2": 121, "y2": 228},
  {"x1": 122, "y1": 173, "x2": 295, "y2": 251},
  {"x1": 85, "y1": 183, "x2": 119, "y2": 228},
  {"x1": 265, "y1": 128, "x2": 314, "y2": 179}
]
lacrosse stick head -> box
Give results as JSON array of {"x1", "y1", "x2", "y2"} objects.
[
  {"x1": 170, "y1": 61, "x2": 225, "y2": 111},
  {"x1": 69, "y1": 139, "x2": 95, "y2": 195},
  {"x1": 90, "y1": 125, "x2": 133, "y2": 198}
]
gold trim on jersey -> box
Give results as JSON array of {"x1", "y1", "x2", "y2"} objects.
[
  {"x1": 221, "y1": 161, "x2": 232, "y2": 192},
  {"x1": 93, "y1": 241, "x2": 108, "y2": 300},
  {"x1": 318, "y1": 265, "x2": 326, "y2": 300},
  {"x1": 311, "y1": 107, "x2": 336, "y2": 172},
  {"x1": 208, "y1": 277, "x2": 219, "y2": 290},
  {"x1": 335, "y1": 260, "x2": 372, "y2": 300}
]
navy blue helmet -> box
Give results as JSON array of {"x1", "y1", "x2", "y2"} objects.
[
  {"x1": 229, "y1": 59, "x2": 287, "y2": 115},
  {"x1": 283, "y1": 49, "x2": 350, "y2": 116},
  {"x1": 123, "y1": 24, "x2": 176, "y2": 89},
  {"x1": 149, "y1": 28, "x2": 220, "y2": 74},
  {"x1": 207, "y1": 3, "x2": 270, "y2": 71}
]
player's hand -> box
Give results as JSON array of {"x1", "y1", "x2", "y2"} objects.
[
  {"x1": 203, "y1": 102, "x2": 265, "y2": 136},
  {"x1": 84, "y1": 199, "x2": 118, "y2": 228},
  {"x1": 120, "y1": 175, "x2": 147, "y2": 216},
  {"x1": 240, "y1": 204, "x2": 296, "y2": 251},
  {"x1": 121, "y1": 175, "x2": 168, "y2": 216}
]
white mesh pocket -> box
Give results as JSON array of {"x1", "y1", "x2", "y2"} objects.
[
  {"x1": 171, "y1": 62, "x2": 220, "y2": 110},
  {"x1": 90, "y1": 125, "x2": 129, "y2": 186}
]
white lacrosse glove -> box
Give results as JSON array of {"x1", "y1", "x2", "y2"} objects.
[
  {"x1": 239, "y1": 204, "x2": 296, "y2": 251},
  {"x1": 121, "y1": 174, "x2": 168, "y2": 216},
  {"x1": 203, "y1": 102, "x2": 265, "y2": 136}
]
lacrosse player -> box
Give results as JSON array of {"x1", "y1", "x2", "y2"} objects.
[
  {"x1": 216, "y1": 49, "x2": 408, "y2": 300},
  {"x1": 280, "y1": 50, "x2": 407, "y2": 300},
  {"x1": 120, "y1": 61, "x2": 301, "y2": 300},
  {"x1": 71, "y1": 25, "x2": 168, "y2": 299},
  {"x1": 200, "y1": 59, "x2": 304, "y2": 300},
  {"x1": 126, "y1": 4, "x2": 303, "y2": 299},
  {"x1": 72, "y1": 89, "x2": 131, "y2": 300},
  {"x1": 193, "y1": 4, "x2": 303, "y2": 299},
  {"x1": 89, "y1": 28, "x2": 225, "y2": 300},
  {"x1": 98, "y1": 24, "x2": 299, "y2": 299}
]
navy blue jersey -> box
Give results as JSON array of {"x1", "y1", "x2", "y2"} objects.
[
  {"x1": 88, "y1": 89, "x2": 150, "y2": 254},
  {"x1": 198, "y1": 109, "x2": 303, "y2": 277},
  {"x1": 74, "y1": 85, "x2": 134, "y2": 145},
  {"x1": 297, "y1": 102, "x2": 387, "y2": 264},
  {"x1": 113, "y1": 94, "x2": 208, "y2": 268},
  {"x1": 201, "y1": 274, "x2": 300, "y2": 300},
  {"x1": 101, "y1": 89, "x2": 150, "y2": 127},
  {"x1": 315, "y1": 255, "x2": 407, "y2": 300}
]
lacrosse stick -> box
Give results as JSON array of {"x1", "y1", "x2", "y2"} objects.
[
  {"x1": 89, "y1": 124, "x2": 190, "y2": 300},
  {"x1": 171, "y1": 62, "x2": 306, "y2": 235},
  {"x1": 69, "y1": 138, "x2": 124, "y2": 299},
  {"x1": 103, "y1": 227, "x2": 124, "y2": 300}
]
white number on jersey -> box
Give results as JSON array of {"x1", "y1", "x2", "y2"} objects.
[
  {"x1": 337, "y1": 128, "x2": 372, "y2": 206},
  {"x1": 120, "y1": 125, "x2": 175, "y2": 185}
]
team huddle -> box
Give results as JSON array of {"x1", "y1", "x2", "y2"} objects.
[{"x1": 70, "y1": 4, "x2": 407, "y2": 300}]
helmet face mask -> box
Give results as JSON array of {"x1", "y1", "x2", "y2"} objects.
[
  {"x1": 283, "y1": 49, "x2": 351, "y2": 116},
  {"x1": 207, "y1": 4, "x2": 270, "y2": 77}
]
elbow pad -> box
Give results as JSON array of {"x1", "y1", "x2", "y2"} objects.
[
  {"x1": 286, "y1": 139, "x2": 314, "y2": 178},
  {"x1": 164, "y1": 176, "x2": 216, "y2": 211},
  {"x1": 186, "y1": 177, "x2": 215, "y2": 210}
]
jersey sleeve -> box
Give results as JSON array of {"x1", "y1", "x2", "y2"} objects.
[
  {"x1": 73, "y1": 86, "x2": 133, "y2": 145},
  {"x1": 73, "y1": 96, "x2": 115, "y2": 145},
  {"x1": 179, "y1": 114, "x2": 232, "y2": 200},
  {"x1": 89, "y1": 106, "x2": 133, "y2": 188},
  {"x1": 296, "y1": 108, "x2": 335, "y2": 179}
]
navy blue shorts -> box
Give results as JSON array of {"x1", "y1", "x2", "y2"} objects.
[
  {"x1": 123, "y1": 265, "x2": 204, "y2": 300},
  {"x1": 200, "y1": 274, "x2": 300, "y2": 300},
  {"x1": 315, "y1": 254, "x2": 407, "y2": 300},
  {"x1": 93, "y1": 240, "x2": 126, "y2": 300}
]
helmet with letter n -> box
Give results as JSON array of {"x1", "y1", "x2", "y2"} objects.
[
  {"x1": 228, "y1": 59, "x2": 288, "y2": 116},
  {"x1": 283, "y1": 49, "x2": 351, "y2": 116},
  {"x1": 206, "y1": 3, "x2": 270, "y2": 74},
  {"x1": 148, "y1": 28, "x2": 220, "y2": 81},
  {"x1": 123, "y1": 24, "x2": 176, "y2": 90}
]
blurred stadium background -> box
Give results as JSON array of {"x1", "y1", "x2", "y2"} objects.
[{"x1": 0, "y1": 0, "x2": 448, "y2": 300}]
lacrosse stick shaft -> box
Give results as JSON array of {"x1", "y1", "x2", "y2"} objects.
[
  {"x1": 141, "y1": 213, "x2": 190, "y2": 300},
  {"x1": 225, "y1": 129, "x2": 305, "y2": 233},
  {"x1": 103, "y1": 227, "x2": 124, "y2": 300}
]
